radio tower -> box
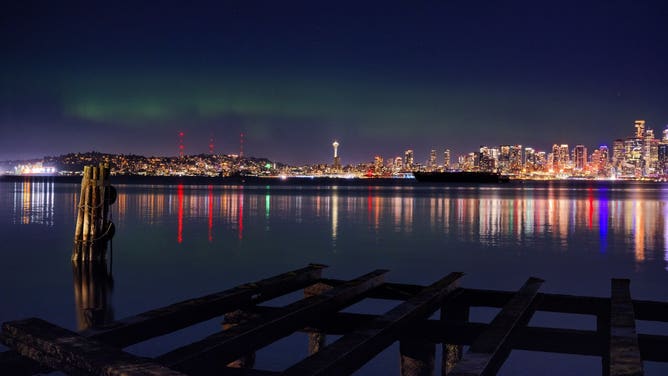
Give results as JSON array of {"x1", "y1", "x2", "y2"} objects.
[
  {"x1": 178, "y1": 131, "x2": 185, "y2": 158},
  {"x1": 209, "y1": 134, "x2": 215, "y2": 155},
  {"x1": 239, "y1": 132, "x2": 244, "y2": 158}
]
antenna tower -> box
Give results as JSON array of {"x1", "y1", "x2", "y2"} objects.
[
  {"x1": 240, "y1": 132, "x2": 244, "y2": 158},
  {"x1": 178, "y1": 131, "x2": 185, "y2": 158}
]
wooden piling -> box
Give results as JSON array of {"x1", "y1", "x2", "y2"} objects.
[{"x1": 72, "y1": 164, "x2": 115, "y2": 262}]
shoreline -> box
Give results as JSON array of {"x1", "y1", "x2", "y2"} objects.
[{"x1": 0, "y1": 173, "x2": 666, "y2": 187}]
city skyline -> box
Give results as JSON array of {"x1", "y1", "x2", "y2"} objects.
[{"x1": 3, "y1": 1, "x2": 668, "y2": 163}]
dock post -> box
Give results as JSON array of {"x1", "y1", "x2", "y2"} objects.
[
  {"x1": 441, "y1": 303, "x2": 469, "y2": 375},
  {"x1": 400, "y1": 339, "x2": 435, "y2": 376},
  {"x1": 305, "y1": 282, "x2": 333, "y2": 355},
  {"x1": 72, "y1": 164, "x2": 116, "y2": 262},
  {"x1": 72, "y1": 261, "x2": 114, "y2": 331},
  {"x1": 222, "y1": 310, "x2": 258, "y2": 368}
]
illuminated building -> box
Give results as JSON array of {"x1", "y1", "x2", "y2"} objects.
[
  {"x1": 332, "y1": 141, "x2": 341, "y2": 170},
  {"x1": 552, "y1": 144, "x2": 569, "y2": 172},
  {"x1": 428, "y1": 149, "x2": 437, "y2": 171},
  {"x1": 524, "y1": 147, "x2": 536, "y2": 172},
  {"x1": 635, "y1": 120, "x2": 645, "y2": 138},
  {"x1": 498, "y1": 145, "x2": 510, "y2": 171},
  {"x1": 404, "y1": 149, "x2": 414, "y2": 171},
  {"x1": 573, "y1": 145, "x2": 587, "y2": 171},
  {"x1": 535, "y1": 151, "x2": 547, "y2": 170},
  {"x1": 394, "y1": 156, "x2": 403, "y2": 172},
  {"x1": 612, "y1": 139, "x2": 625, "y2": 174},
  {"x1": 509, "y1": 145, "x2": 523, "y2": 173},
  {"x1": 478, "y1": 146, "x2": 495, "y2": 172},
  {"x1": 659, "y1": 143, "x2": 668, "y2": 175},
  {"x1": 591, "y1": 145, "x2": 609, "y2": 176},
  {"x1": 644, "y1": 129, "x2": 659, "y2": 175},
  {"x1": 374, "y1": 156, "x2": 383, "y2": 173},
  {"x1": 443, "y1": 149, "x2": 451, "y2": 170}
]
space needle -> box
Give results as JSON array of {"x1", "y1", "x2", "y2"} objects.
[{"x1": 332, "y1": 141, "x2": 341, "y2": 170}]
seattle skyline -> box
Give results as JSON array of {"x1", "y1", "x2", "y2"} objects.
[{"x1": 3, "y1": 1, "x2": 668, "y2": 163}]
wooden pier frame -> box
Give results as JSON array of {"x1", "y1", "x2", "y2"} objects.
[
  {"x1": 72, "y1": 163, "x2": 117, "y2": 262},
  {"x1": 2, "y1": 267, "x2": 668, "y2": 376}
]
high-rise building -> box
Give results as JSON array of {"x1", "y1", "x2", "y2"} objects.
[
  {"x1": 374, "y1": 156, "x2": 383, "y2": 173},
  {"x1": 635, "y1": 120, "x2": 645, "y2": 139},
  {"x1": 509, "y1": 145, "x2": 523, "y2": 173},
  {"x1": 499, "y1": 145, "x2": 511, "y2": 171},
  {"x1": 573, "y1": 145, "x2": 587, "y2": 171},
  {"x1": 443, "y1": 149, "x2": 451, "y2": 170},
  {"x1": 478, "y1": 146, "x2": 495, "y2": 172},
  {"x1": 595, "y1": 145, "x2": 609, "y2": 176},
  {"x1": 535, "y1": 151, "x2": 547, "y2": 170},
  {"x1": 612, "y1": 139, "x2": 625, "y2": 173},
  {"x1": 404, "y1": 149, "x2": 414, "y2": 170},
  {"x1": 394, "y1": 156, "x2": 403, "y2": 172},
  {"x1": 659, "y1": 143, "x2": 668, "y2": 175},
  {"x1": 552, "y1": 144, "x2": 569, "y2": 172},
  {"x1": 428, "y1": 149, "x2": 437, "y2": 171},
  {"x1": 524, "y1": 147, "x2": 536, "y2": 171}
]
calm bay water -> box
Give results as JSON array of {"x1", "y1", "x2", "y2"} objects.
[{"x1": 1, "y1": 179, "x2": 668, "y2": 375}]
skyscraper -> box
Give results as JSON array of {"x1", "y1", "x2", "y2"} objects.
[
  {"x1": 573, "y1": 145, "x2": 587, "y2": 171},
  {"x1": 524, "y1": 147, "x2": 536, "y2": 171},
  {"x1": 635, "y1": 120, "x2": 645, "y2": 139},
  {"x1": 428, "y1": 150, "x2": 437, "y2": 171},
  {"x1": 443, "y1": 149, "x2": 451, "y2": 170},
  {"x1": 509, "y1": 145, "x2": 523, "y2": 173},
  {"x1": 612, "y1": 139, "x2": 625, "y2": 173},
  {"x1": 374, "y1": 155, "x2": 383, "y2": 173},
  {"x1": 552, "y1": 144, "x2": 569, "y2": 172},
  {"x1": 404, "y1": 149, "x2": 414, "y2": 171}
]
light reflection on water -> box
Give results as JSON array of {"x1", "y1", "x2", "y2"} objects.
[{"x1": 5, "y1": 181, "x2": 668, "y2": 268}]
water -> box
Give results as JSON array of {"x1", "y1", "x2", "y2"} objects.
[{"x1": 1, "y1": 179, "x2": 668, "y2": 374}]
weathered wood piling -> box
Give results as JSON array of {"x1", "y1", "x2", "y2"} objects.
[
  {"x1": 72, "y1": 164, "x2": 116, "y2": 262},
  {"x1": 1, "y1": 265, "x2": 667, "y2": 375}
]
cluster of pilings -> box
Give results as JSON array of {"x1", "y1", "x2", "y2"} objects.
[{"x1": 72, "y1": 164, "x2": 116, "y2": 262}]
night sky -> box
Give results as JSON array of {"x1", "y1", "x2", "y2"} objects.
[{"x1": 2, "y1": 1, "x2": 668, "y2": 164}]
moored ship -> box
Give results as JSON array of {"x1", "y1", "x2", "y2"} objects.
[{"x1": 413, "y1": 171, "x2": 509, "y2": 183}]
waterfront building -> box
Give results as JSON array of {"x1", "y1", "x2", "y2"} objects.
[
  {"x1": 551, "y1": 144, "x2": 569, "y2": 172},
  {"x1": 394, "y1": 156, "x2": 403, "y2": 172},
  {"x1": 573, "y1": 145, "x2": 587, "y2": 171},
  {"x1": 404, "y1": 149, "x2": 414, "y2": 171},
  {"x1": 509, "y1": 145, "x2": 523, "y2": 173},
  {"x1": 443, "y1": 149, "x2": 451, "y2": 170},
  {"x1": 478, "y1": 146, "x2": 495, "y2": 172},
  {"x1": 612, "y1": 139, "x2": 625, "y2": 175},
  {"x1": 374, "y1": 156, "x2": 383, "y2": 174},
  {"x1": 498, "y1": 145, "x2": 510, "y2": 171},
  {"x1": 428, "y1": 149, "x2": 437, "y2": 171},
  {"x1": 524, "y1": 147, "x2": 535, "y2": 170}
]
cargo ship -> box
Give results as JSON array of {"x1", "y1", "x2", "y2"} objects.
[{"x1": 412, "y1": 171, "x2": 509, "y2": 183}]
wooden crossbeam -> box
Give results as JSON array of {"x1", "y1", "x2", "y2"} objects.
[
  {"x1": 306, "y1": 281, "x2": 668, "y2": 323},
  {"x1": 2, "y1": 318, "x2": 186, "y2": 375},
  {"x1": 157, "y1": 269, "x2": 389, "y2": 374},
  {"x1": 282, "y1": 272, "x2": 464, "y2": 376},
  {"x1": 448, "y1": 277, "x2": 544, "y2": 376},
  {"x1": 609, "y1": 279, "x2": 643, "y2": 376},
  {"x1": 0, "y1": 264, "x2": 325, "y2": 375},
  {"x1": 86, "y1": 263, "x2": 327, "y2": 347}
]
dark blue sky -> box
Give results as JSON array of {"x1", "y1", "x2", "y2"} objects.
[{"x1": 2, "y1": 1, "x2": 668, "y2": 164}]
